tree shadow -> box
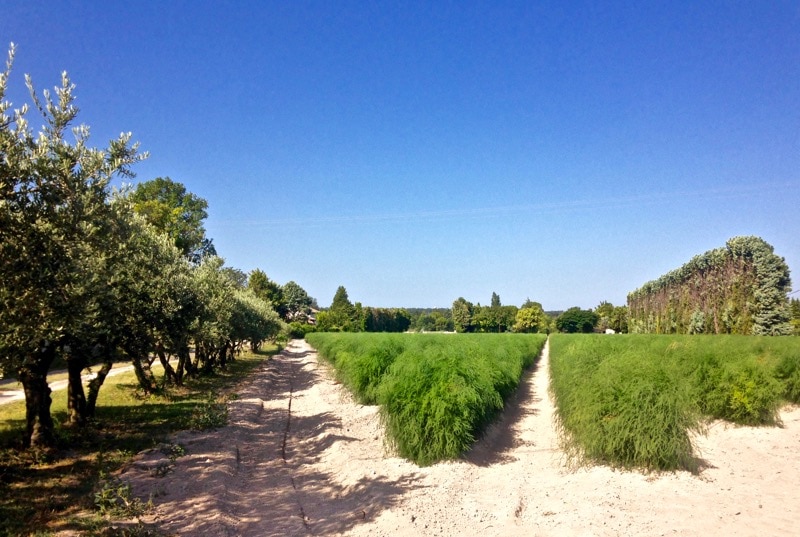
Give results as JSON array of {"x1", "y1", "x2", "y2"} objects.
[{"x1": 121, "y1": 347, "x2": 426, "y2": 536}]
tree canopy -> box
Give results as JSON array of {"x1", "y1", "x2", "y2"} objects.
[
  {"x1": 627, "y1": 236, "x2": 792, "y2": 335},
  {"x1": 556, "y1": 308, "x2": 599, "y2": 333},
  {"x1": 0, "y1": 46, "x2": 284, "y2": 447},
  {"x1": 129, "y1": 176, "x2": 216, "y2": 263},
  {"x1": 0, "y1": 46, "x2": 146, "y2": 444}
]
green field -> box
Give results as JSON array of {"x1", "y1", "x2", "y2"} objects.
[
  {"x1": 305, "y1": 332, "x2": 547, "y2": 465},
  {"x1": 549, "y1": 334, "x2": 800, "y2": 471}
]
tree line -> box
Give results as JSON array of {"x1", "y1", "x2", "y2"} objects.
[
  {"x1": 0, "y1": 46, "x2": 315, "y2": 448},
  {"x1": 308, "y1": 286, "x2": 629, "y2": 336},
  {"x1": 450, "y1": 295, "x2": 628, "y2": 334},
  {"x1": 627, "y1": 236, "x2": 793, "y2": 335}
]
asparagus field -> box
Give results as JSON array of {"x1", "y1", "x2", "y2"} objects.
[
  {"x1": 304, "y1": 332, "x2": 547, "y2": 465},
  {"x1": 549, "y1": 334, "x2": 800, "y2": 471}
]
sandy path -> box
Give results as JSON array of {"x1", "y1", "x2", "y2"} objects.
[{"x1": 123, "y1": 339, "x2": 800, "y2": 536}]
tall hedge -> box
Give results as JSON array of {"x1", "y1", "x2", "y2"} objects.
[{"x1": 627, "y1": 236, "x2": 792, "y2": 335}]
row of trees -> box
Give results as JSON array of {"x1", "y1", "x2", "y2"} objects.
[
  {"x1": 627, "y1": 236, "x2": 793, "y2": 335},
  {"x1": 314, "y1": 286, "x2": 412, "y2": 333},
  {"x1": 310, "y1": 289, "x2": 624, "y2": 336},
  {"x1": 449, "y1": 295, "x2": 627, "y2": 334},
  {"x1": 0, "y1": 47, "x2": 289, "y2": 447}
]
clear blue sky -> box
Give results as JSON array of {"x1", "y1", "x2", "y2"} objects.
[{"x1": 3, "y1": 1, "x2": 798, "y2": 310}]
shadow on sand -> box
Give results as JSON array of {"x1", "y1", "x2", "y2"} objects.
[{"x1": 123, "y1": 343, "x2": 426, "y2": 537}]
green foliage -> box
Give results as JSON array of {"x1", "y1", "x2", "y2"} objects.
[
  {"x1": 0, "y1": 45, "x2": 146, "y2": 444},
  {"x1": 330, "y1": 285, "x2": 354, "y2": 313},
  {"x1": 790, "y1": 298, "x2": 800, "y2": 335},
  {"x1": 408, "y1": 309, "x2": 454, "y2": 332},
  {"x1": 549, "y1": 334, "x2": 799, "y2": 471},
  {"x1": 247, "y1": 269, "x2": 286, "y2": 317},
  {"x1": 514, "y1": 305, "x2": 547, "y2": 333},
  {"x1": 550, "y1": 335, "x2": 702, "y2": 471},
  {"x1": 230, "y1": 288, "x2": 283, "y2": 351},
  {"x1": 774, "y1": 351, "x2": 800, "y2": 403},
  {"x1": 310, "y1": 285, "x2": 363, "y2": 332},
  {"x1": 306, "y1": 333, "x2": 406, "y2": 403},
  {"x1": 628, "y1": 236, "x2": 792, "y2": 335},
  {"x1": 556, "y1": 307, "x2": 599, "y2": 333},
  {"x1": 187, "y1": 394, "x2": 229, "y2": 430},
  {"x1": 306, "y1": 333, "x2": 547, "y2": 465},
  {"x1": 286, "y1": 321, "x2": 316, "y2": 339},
  {"x1": 451, "y1": 294, "x2": 518, "y2": 333},
  {"x1": 128, "y1": 177, "x2": 215, "y2": 263},
  {"x1": 94, "y1": 473, "x2": 151, "y2": 518},
  {"x1": 683, "y1": 340, "x2": 788, "y2": 423},
  {"x1": 362, "y1": 307, "x2": 412, "y2": 333},
  {"x1": 451, "y1": 297, "x2": 474, "y2": 333},
  {"x1": 282, "y1": 280, "x2": 313, "y2": 321},
  {"x1": 595, "y1": 302, "x2": 629, "y2": 333}
]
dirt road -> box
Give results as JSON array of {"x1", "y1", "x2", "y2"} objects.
[{"x1": 122, "y1": 339, "x2": 800, "y2": 536}]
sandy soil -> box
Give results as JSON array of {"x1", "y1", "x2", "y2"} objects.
[{"x1": 122, "y1": 339, "x2": 800, "y2": 536}]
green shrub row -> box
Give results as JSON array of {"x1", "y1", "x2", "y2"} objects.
[
  {"x1": 549, "y1": 334, "x2": 800, "y2": 471},
  {"x1": 305, "y1": 333, "x2": 547, "y2": 465}
]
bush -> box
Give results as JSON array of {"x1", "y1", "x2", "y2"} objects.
[
  {"x1": 774, "y1": 352, "x2": 800, "y2": 404},
  {"x1": 550, "y1": 335, "x2": 702, "y2": 471},
  {"x1": 286, "y1": 321, "x2": 315, "y2": 339},
  {"x1": 306, "y1": 333, "x2": 547, "y2": 464},
  {"x1": 549, "y1": 334, "x2": 799, "y2": 471}
]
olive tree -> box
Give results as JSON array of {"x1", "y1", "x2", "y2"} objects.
[{"x1": 0, "y1": 45, "x2": 145, "y2": 445}]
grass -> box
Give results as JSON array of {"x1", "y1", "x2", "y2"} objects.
[
  {"x1": 549, "y1": 334, "x2": 799, "y2": 472},
  {"x1": 306, "y1": 333, "x2": 547, "y2": 465},
  {"x1": 0, "y1": 345, "x2": 279, "y2": 536}
]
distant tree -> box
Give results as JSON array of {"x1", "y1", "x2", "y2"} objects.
[
  {"x1": 452, "y1": 297, "x2": 474, "y2": 333},
  {"x1": 430, "y1": 311, "x2": 453, "y2": 331},
  {"x1": 595, "y1": 301, "x2": 616, "y2": 332},
  {"x1": 282, "y1": 281, "x2": 313, "y2": 322},
  {"x1": 314, "y1": 286, "x2": 357, "y2": 332},
  {"x1": 128, "y1": 177, "x2": 215, "y2": 263},
  {"x1": 363, "y1": 307, "x2": 412, "y2": 332},
  {"x1": 414, "y1": 313, "x2": 436, "y2": 332},
  {"x1": 472, "y1": 305, "x2": 495, "y2": 333},
  {"x1": 331, "y1": 286, "x2": 354, "y2": 313},
  {"x1": 230, "y1": 288, "x2": 282, "y2": 352},
  {"x1": 627, "y1": 236, "x2": 792, "y2": 335},
  {"x1": 499, "y1": 305, "x2": 518, "y2": 332},
  {"x1": 521, "y1": 298, "x2": 543, "y2": 310},
  {"x1": 556, "y1": 307, "x2": 599, "y2": 333},
  {"x1": 790, "y1": 298, "x2": 800, "y2": 335},
  {"x1": 610, "y1": 306, "x2": 629, "y2": 333},
  {"x1": 221, "y1": 267, "x2": 248, "y2": 289},
  {"x1": 491, "y1": 292, "x2": 501, "y2": 308},
  {"x1": 514, "y1": 305, "x2": 547, "y2": 333},
  {"x1": 248, "y1": 269, "x2": 286, "y2": 317},
  {"x1": 411, "y1": 309, "x2": 453, "y2": 332}
]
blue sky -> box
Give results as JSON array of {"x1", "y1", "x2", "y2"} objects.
[{"x1": 3, "y1": 1, "x2": 798, "y2": 310}]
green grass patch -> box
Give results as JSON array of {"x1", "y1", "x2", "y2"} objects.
[
  {"x1": 0, "y1": 345, "x2": 279, "y2": 536},
  {"x1": 306, "y1": 333, "x2": 547, "y2": 465},
  {"x1": 549, "y1": 334, "x2": 799, "y2": 471}
]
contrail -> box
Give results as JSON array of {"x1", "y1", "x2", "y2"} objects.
[{"x1": 215, "y1": 180, "x2": 797, "y2": 228}]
